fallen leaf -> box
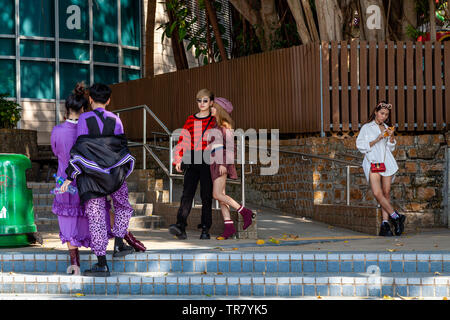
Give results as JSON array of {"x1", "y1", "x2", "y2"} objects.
[
  {"x1": 216, "y1": 272, "x2": 223, "y2": 275},
  {"x1": 343, "y1": 241, "x2": 348, "y2": 243},
  {"x1": 434, "y1": 244, "x2": 439, "y2": 248},
  {"x1": 387, "y1": 249, "x2": 396, "y2": 252},
  {"x1": 269, "y1": 238, "x2": 280, "y2": 244},
  {"x1": 256, "y1": 239, "x2": 265, "y2": 245},
  {"x1": 317, "y1": 296, "x2": 322, "y2": 299},
  {"x1": 398, "y1": 295, "x2": 418, "y2": 300},
  {"x1": 216, "y1": 236, "x2": 225, "y2": 241},
  {"x1": 443, "y1": 297, "x2": 448, "y2": 300},
  {"x1": 232, "y1": 248, "x2": 238, "y2": 251},
  {"x1": 383, "y1": 295, "x2": 394, "y2": 300},
  {"x1": 395, "y1": 243, "x2": 404, "y2": 246},
  {"x1": 74, "y1": 293, "x2": 85, "y2": 297},
  {"x1": 201, "y1": 271, "x2": 207, "y2": 275}
]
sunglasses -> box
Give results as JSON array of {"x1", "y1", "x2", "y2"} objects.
[
  {"x1": 377, "y1": 102, "x2": 392, "y2": 110},
  {"x1": 196, "y1": 99, "x2": 210, "y2": 104}
]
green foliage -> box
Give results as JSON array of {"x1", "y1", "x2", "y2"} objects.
[
  {"x1": 0, "y1": 94, "x2": 21, "y2": 129},
  {"x1": 158, "y1": 0, "x2": 228, "y2": 65},
  {"x1": 406, "y1": 24, "x2": 426, "y2": 40},
  {"x1": 271, "y1": 22, "x2": 301, "y2": 50}
]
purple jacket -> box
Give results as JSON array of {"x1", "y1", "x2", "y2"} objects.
[
  {"x1": 50, "y1": 121, "x2": 84, "y2": 217},
  {"x1": 77, "y1": 107, "x2": 124, "y2": 137}
]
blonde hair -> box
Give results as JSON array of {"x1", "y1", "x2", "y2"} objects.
[
  {"x1": 196, "y1": 88, "x2": 214, "y2": 100},
  {"x1": 213, "y1": 102, "x2": 234, "y2": 129}
]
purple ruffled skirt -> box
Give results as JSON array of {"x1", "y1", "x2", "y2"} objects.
[{"x1": 52, "y1": 196, "x2": 113, "y2": 248}]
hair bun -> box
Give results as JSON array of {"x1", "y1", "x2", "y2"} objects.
[{"x1": 73, "y1": 82, "x2": 86, "y2": 96}]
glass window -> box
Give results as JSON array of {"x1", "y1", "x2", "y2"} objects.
[
  {"x1": 0, "y1": 38, "x2": 15, "y2": 56},
  {"x1": 59, "y1": 0, "x2": 89, "y2": 40},
  {"x1": 122, "y1": 68, "x2": 140, "y2": 82},
  {"x1": 0, "y1": 0, "x2": 15, "y2": 35},
  {"x1": 0, "y1": 59, "x2": 15, "y2": 97},
  {"x1": 121, "y1": 0, "x2": 140, "y2": 47},
  {"x1": 93, "y1": 0, "x2": 118, "y2": 44},
  {"x1": 20, "y1": 40, "x2": 55, "y2": 58},
  {"x1": 94, "y1": 65, "x2": 118, "y2": 85},
  {"x1": 21, "y1": 61, "x2": 55, "y2": 99},
  {"x1": 94, "y1": 45, "x2": 118, "y2": 64},
  {"x1": 20, "y1": 0, "x2": 55, "y2": 37},
  {"x1": 123, "y1": 48, "x2": 140, "y2": 67},
  {"x1": 60, "y1": 42, "x2": 89, "y2": 61},
  {"x1": 60, "y1": 62, "x2": 89, "y2": 99}
]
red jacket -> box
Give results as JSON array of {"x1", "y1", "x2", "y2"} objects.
[{"x1": 173, "y1": 113, "x2": 216, "y2": 165}]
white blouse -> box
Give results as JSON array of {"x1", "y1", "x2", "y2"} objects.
[{"x1": 356, "y1": 120, "x2": 398, "y2": 183}]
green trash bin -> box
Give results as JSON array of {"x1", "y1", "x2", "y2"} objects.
[{"x1": 0, "y1": 153, "x2": 37, "y2": 247}]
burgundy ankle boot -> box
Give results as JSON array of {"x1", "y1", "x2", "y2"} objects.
[
  {"x1": 216, "y1": 220, "x2": 236, "y2": 240},
  {"x1": 67, "y1": 248, "x2": 81, "y2": 275},
  {"x1": 238, "y1": 206, "x2": 254, "y2": 230},
  {"x1": 124, "y1": 231, "x2": 147, "y2": 252}
]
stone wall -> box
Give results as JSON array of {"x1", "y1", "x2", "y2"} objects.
[
  {"x1": 129, "y1": 133, "x2": 449, "y2": 233},
  {"x1": 0, "y1": 129, "x2": 38, "y2": 159},
  {"x1": 226, "y1": 133, "x2": 448, "y2": 232}
]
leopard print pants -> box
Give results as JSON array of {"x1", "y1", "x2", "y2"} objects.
[{"x1": 85, "y1": 182, "x2": 134, "y2": 256}]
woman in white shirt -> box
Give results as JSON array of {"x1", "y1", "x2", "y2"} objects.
[{"x1": 356, "y1": 101, "x2": 405, "y2": 237}]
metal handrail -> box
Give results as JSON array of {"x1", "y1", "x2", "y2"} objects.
[
  {"x1": 113, "y1": 105, "x2": 246, "y2": 207},
  {"x1": 113, "y1": 104, "x2": 362, "y2": 207}
]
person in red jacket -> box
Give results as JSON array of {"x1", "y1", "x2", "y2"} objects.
[{"x1": 169, "y1": 89, "x2": 217, "y2": 240}]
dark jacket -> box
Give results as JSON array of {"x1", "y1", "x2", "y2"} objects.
[{"x1": 65, "y1": 134, "x2": 135, "y2": 204}]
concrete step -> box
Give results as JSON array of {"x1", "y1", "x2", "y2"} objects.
[
  {"x1": 0, "y1": 271, "x2": 448, "y2": 297},
  {"x1": 35, "y1": 215, "x2": 162, "y2": 232},
  {"x1": 1, "y1": 252, "x2": 448, "y2": 297},
  {"x1": 128, "y1": 215, "x2": 162, "y2": 229},
  {"x1": 2, "y1": 252, "x2": 449, "y2": 275}
]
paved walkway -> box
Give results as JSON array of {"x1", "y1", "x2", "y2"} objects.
[{"x1": 5, "y1": 203, "x2": 449, "y2": 253}]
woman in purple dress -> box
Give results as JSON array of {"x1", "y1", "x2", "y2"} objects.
[
  {"x1": 51, "y1": 83, "x2": 146, "y2": 275},
  {"x1": 51, "y1": 83, "x2": 92, "y2": 275}
]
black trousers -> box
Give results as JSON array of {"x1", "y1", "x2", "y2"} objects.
[{"x1": 176, "y1": 163, "x2": 213, "y2": 229}]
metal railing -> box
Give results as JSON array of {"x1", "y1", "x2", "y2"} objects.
[
  {"x1": 113, "y1": 104, "x2": 362, "y2": 207},
  {"x1": 112, "y1": 105, "x2": 248, "y2": 207}
]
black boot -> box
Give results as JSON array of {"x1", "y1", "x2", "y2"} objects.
[
  {"x1": 113, "y1": 237, "x2": 135, "y2": 257},
  {"x1": 198, "y1": 224, "x2": 210, "y2": 240},
  {"x1": 169, "y1": 223, "x2": 187, "y2": 240},
  {"x1": 390, "y1": 212, "x2": 406, "y2": 236},
  {"x1": 379, "y1": 222, "x2": 393, "y2": 237},
  {"x1": 83, "y1": 256, "x2": 111, "y2": 277}
]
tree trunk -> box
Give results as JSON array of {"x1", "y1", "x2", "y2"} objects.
[
  {"x1": 301, "y1": 0, "x2": 319, "y2": 42},
  {"x1": 203, "y1": 0, "x2": 228, "y2": 60},
  {"x1": 359, "y1": 0, "x2": 385, "y2": 41},
  {"x1": 229, "y1": 0, "x2": 266, "y2": 50},
  {"x1": 315, "y1": 0, "x2": 343, "y2": 41},
  {"x1": 166, "y1": 3, "x2": 189, "y2": 70},
  {"x1": 260, "y1": 0, "x2": 281, "y2": 49},
  {"x1": 145, "y1": 0, "x2": 156, "y2": 78},
  {"x1": 287, "y1": 0, "x2": 311, "y2": 44},
  {"x1": 430, "y1": 0, "x2": 436, "y2": 41},
  {"x1": 229, "y1": 0, "x2": 280, "y2": 51},
  {"x1": 401, "y1": 0, "x2": 417, "y2": 40}
]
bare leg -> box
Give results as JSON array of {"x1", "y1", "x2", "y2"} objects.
[
  {"x1": 67, "y1": 243, "x2": 77, "y2": 250},
  {"x1": 212, "y1": 174, "x2": 241, "y2": 211},
  {"x1": 381, "y1": 175, "x2": 393, "y2": 220},
  {"x1": 369, "y1": 172, "x2": 395, "y2": 216}
]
